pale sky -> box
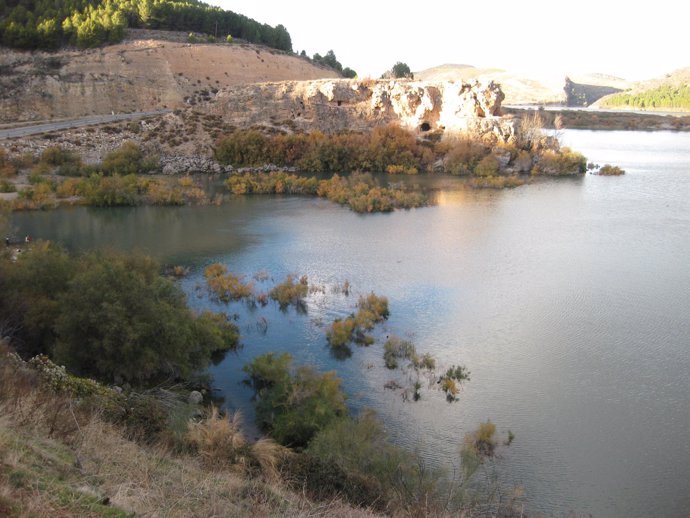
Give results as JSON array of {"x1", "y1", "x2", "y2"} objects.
[{"x1": 215, "y1": 0, "x2": 687, "y2": 81}]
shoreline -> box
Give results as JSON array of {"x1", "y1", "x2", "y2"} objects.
[{"x1": 504, "y1": 107, "x2": 690, "y2": 131}]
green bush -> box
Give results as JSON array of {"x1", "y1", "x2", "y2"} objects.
[
  {"x1": 533, "y1": 147, "x2": 586, "y2": 176},
  {"x1": 598, "y1": 164, "x2": 625, "y2": 176},
  {"x1": 0, "y1": 241, "x2": 74, "y2": 357},
  {"x1": 52, "y1": 250, "x2": 237, "y2": 385},
  {"x1": 356, "y1": 292, "x2": 389, "y2": 324},
  {"x1": 0, "y1": 148, "x2": 17, "y2": 177},
  {"x1": 467, "y1": 175, "x2": 525, "y2": 189},
  {"x1": 101, "y1": 142, "x2": 158, "y2": 176},
  {"x1": 0, "y1": 179, "x2": 16, "y2": 193},
  {"x1": 243, "y1": 353, "x2": 348, "y2": 447},
  {"x1": 326, "y1": 317, "x2": 356, "y2": 348},
  {"x1": 474, "y1": 154, "x2": 500, "y2": 177},
  {"x1": 1, "y1": 244, "x2": 239, "y2": 386},
  {"x1": 269, "y1": 275, "x2": 308, "y2": 310},
  {"x1": 80, "y1": 174, "x2": 141, "y2": 206},
  {"x1": 216, "y1": 125, "x2": 432, "y2": 173},
  {"x1": 440, "y1": 136, "x2": 488, "y2": 175},
  {"x1": 383, "y1": 335, "x2": 416, "y2": 369},
  {"x1": 40, "y1": 145, "x2": 81, "y2": 167},
  {"x1": 306, "y1": 411, "x2": 477, "y2": 515},
  {"x1": 215, "y1": 130, "x2": 270, "y2": 166},
  {"x1": 228, "y1": 171, "x2": 428, "y2": 213},
  {"x1": 284, "y1": 450, "x2": 383, "y2": 509},
  {"x1": 326, "y1": 292, "x2": 389, "y2": 349},
  {"x1": 204, "y1": 263, "x2": 254, "y2": 302}
]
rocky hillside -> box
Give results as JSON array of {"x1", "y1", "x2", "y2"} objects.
[
  {"x1": 0, "y1": 30, "x2": 338, "y2": 123},
  {"x1": 205, "y1": 78, "x2": 509, "y2": 136},
  {"x1": 416, "y1": 64, "x2": 631, "y2": 107}
]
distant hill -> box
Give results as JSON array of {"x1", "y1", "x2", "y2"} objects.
[
  {"x1": 595, "y1": 68, "x2": 690, "y2": 111},
  {"x1": 0, "y1": 0, "x2": 292, "y2": 52},
  {"x1": 415, "y1": 64, "x2": 632, "y2": 107}
]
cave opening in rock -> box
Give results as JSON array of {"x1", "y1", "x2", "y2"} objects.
[
  {"x1": 420, "y1": 122, "x2": 431, "y2": 132},
  {"x1": 337, "y1": 100, "x2": 342, "y2": 106}
]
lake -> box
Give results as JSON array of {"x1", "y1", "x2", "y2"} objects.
[{"x1": 10, "y1": 129, "x2": 690, "y2": 517}]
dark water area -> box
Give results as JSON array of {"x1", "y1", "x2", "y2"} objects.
[{"x1": 11, "y1": 130, "x2": 690, "y2": 517}]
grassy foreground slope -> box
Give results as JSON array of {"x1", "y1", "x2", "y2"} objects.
[{"x1": 0, "y1": 345, "x2": 377, "y2": 518}]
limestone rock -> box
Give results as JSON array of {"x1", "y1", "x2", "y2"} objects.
[
  {"x1": 160, "y1": 155, "x2": 229, "y2": 175},
  {"x1": 210, "y1": 78, "x2": 511, "y2": 140},
  {"x1": 188, "y1": 390, "x2": 203, "y2": 405}
]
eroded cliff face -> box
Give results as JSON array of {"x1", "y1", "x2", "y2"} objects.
[
  {"x1": 208, "y1": 78, "x2": 515, "y2": 141},
  {"x1": 0, "y1": 37, "x2": 338, "y2": 123}
]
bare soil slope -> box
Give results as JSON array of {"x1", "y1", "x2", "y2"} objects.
[{"x1": 0, "y1": 29, "x2": 339, "y2": 123}]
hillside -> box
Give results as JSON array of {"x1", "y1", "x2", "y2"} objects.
[
  {"x1": 416, "y1": 64, "x2": 631, "y2": 106},
  {"x1": 0, "y1": 0, "x2": 292, "y2": 52},
  {"x1": 595, "y1": 67, "x2": 690, "y2": 111},
  {"x1": 0, "y1": 30, "x2": 339, "y2": 123}
]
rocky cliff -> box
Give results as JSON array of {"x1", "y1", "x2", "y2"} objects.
[{"x1": 207, "y1": 78, "x2": 514, "y2": 141}]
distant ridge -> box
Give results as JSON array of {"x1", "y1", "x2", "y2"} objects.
[
  {"x1": 595, "y1": 67, "x2": 690, "y2": 110},
  {"x1": 414, "y1": 64, "x2": 638, "y2": 107}
]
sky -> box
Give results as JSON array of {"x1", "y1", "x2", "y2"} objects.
[{"x1": 215, "y1": 0, "x2": 687, "y2": 81}]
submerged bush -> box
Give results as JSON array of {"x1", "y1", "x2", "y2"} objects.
[
  {"x1": 243, "y1": 352, "x2": 348, "y2": 447},
  {"x1": 467, "y1": 175, "x2": 525, "y2": 189},
  {"x1": 533, "y1": 147, "x2": 587, "y2": 176},
  {"x1": 229, "y1": 171, "x2": 428, "y2": 213},
  {"x1": 597, "y1": 164, "x2": 625, "y2": 176},
  {"x1": 204, "y1": 263, "x2": 254, "y2": 302},
  {"x1": 327, "y1": 292, "x2": 389, "y2": 349},
  {"x1": 269, "y1": 275, "x2": 308, "y2": 309},
  {"x1": 383, "y1": 335, "x2": 416, "y2": 369},
  {"x1": 304, "y1": 410, "x2": 507, "y2": 515},
  {"x1": 326, "y1": 317, "x2": 356, "y2": 348}
]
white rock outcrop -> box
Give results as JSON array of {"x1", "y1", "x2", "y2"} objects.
[{"x1": 211, "y1": 78, "x2": 511, "y2": 139}]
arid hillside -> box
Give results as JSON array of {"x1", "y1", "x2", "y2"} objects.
[{"x1": 0, "y1": 29, "x2": 339, "y2": 123}]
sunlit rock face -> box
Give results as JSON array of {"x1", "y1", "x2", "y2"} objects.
[{"x1": 211, "y1": 78, "x2": 511, "y2": 139}]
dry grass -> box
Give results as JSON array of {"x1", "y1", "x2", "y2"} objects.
[
  {"x1": 186, "y1": 406, "x2": 247, "y2": 469},
  {"x1": 0, "y1": 346, "x2": 380, "y2": 518}
]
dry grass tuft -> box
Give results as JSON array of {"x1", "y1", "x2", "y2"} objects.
[
  {"x1": 251, "y1": 438, "x2": 290, "y2": 481},
  {"x1": 186, "y1": 406, "x2": 247, "y2": 470}
]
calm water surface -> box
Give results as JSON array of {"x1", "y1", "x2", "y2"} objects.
[{"x1": 11, "y1": 130, "x2": 690, "y2": 517}]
